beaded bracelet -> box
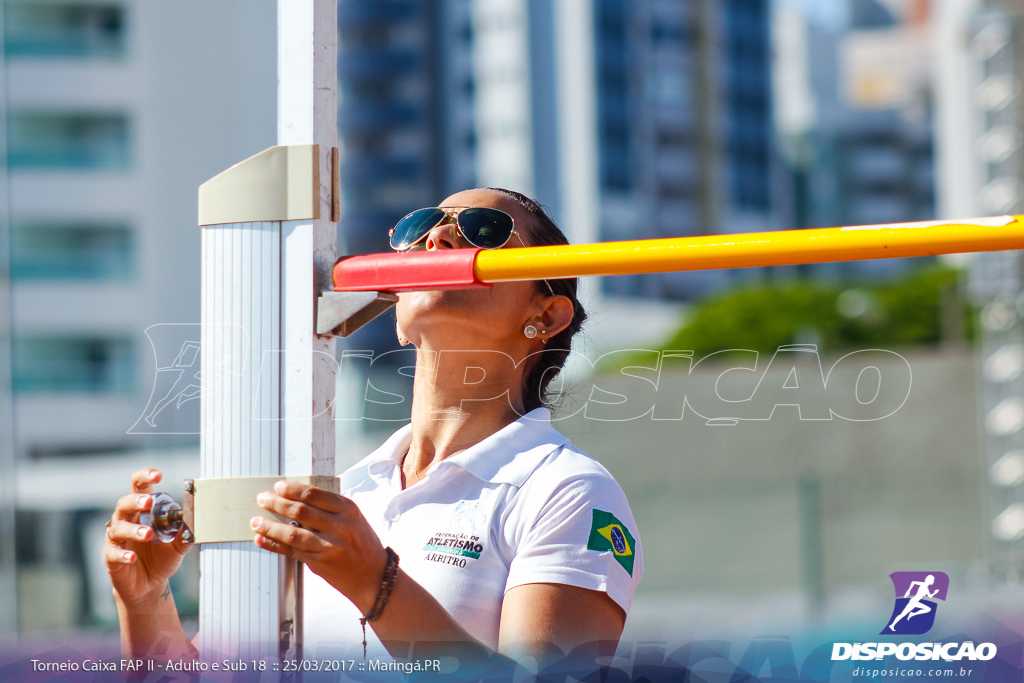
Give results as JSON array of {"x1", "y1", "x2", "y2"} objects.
[{"x1": 359, "y1": 547, "x2": 400, "y2": 658}]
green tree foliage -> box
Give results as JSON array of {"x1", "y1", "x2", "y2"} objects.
[{"x1": 657, "y1": 266, "x2": 974, "y2": 359}]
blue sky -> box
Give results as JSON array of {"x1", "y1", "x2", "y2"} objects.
[{"x1": 773, "y1": 0, "x2": 851, "y2": 31}]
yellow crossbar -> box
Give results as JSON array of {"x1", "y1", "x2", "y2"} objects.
[{"x1": 474, "y1": 215, "x2": 1024, "y2": 282}]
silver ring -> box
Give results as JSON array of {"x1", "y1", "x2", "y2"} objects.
[{"x1": 288, "y1": 520, "x2": 302, "y2": 528}]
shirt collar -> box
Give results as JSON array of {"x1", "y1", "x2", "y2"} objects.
[
  {"x1": 344, "y1": 408, "x2": 569, "y2": 488},
  {"x1": 443, "y1": 408, "x2": 570, "y2": 486}
]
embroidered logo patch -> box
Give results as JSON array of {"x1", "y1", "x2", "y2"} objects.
[
  {"x1": 423, "y1": 534, "x2": 483, "y2": 560},
  {"x1": 587, "y1": 509, "x2": 635, "y2": 576},
  {"x1": 421, "y1": 502, "x2": 487, "y2": 569}
]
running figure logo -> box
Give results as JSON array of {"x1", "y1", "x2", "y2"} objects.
[{"x1": 880, "y1": 571, "x2": 949, "y2": 635}]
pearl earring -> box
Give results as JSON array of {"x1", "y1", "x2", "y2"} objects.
[{"x1": 524, "y1": 324, "x2": 538, "y2": 339}]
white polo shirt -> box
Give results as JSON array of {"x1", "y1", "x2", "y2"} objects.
[{"x1": 303, "y1": 408, "x2": 643, "y2": 655}]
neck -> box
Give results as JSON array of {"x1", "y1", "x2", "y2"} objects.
[{"x1": 402, "y1": 347, "x2": 528, "y2": 484}]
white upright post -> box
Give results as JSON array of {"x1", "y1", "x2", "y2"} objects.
[
  {"x1": 553, "y1": 0, "x2": 604, "y2": 358},
  {"x1": 197, "y1": 0, "x2": 336, "y2": 662},
  {"x1": 554, "y1": 0, "x2": 600, "y2": 249},
  {"x1": 276, "y1": 0, "x2": 338, "y2": 479},
  {"x1": 933, "y1": 0, "x2": 983, "y2": 221},
  {"x1": 472, "y1": 0, "x2": 536, "y2": 195}
]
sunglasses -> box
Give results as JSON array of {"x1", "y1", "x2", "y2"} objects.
[
  {"x1": 389, "y1": 205, "x2": 557, "y2": 296},
  {"x1": 389, "y1": 206, "x2": 520, "y2": 252}
]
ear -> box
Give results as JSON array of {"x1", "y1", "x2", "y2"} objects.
[{"x1": 537, "y1": 294, "x2": 575, "y2": 339}]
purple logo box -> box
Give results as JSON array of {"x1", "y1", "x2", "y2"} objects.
[{"x1": 881, "y1": 571, "x2": 950, "y2": 635}]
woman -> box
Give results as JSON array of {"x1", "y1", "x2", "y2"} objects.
[{"x1": 105, "y1": 188, "x2": 643, "y2": 668}]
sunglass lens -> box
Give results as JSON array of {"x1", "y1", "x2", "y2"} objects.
[
  {"x1": 391, "y1": 208, "x2": 446, "y2": 250},
  {"x1": 458, "y1": 208, "x2": 514, "y2": 249}
]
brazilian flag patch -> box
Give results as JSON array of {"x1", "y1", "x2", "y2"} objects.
[{"x1": 587, "y1": 509, "x2": 636, "y2": 576}]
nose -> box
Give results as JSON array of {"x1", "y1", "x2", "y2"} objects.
[{"x1": 423, "y1": 221, "x2": 462, "y2": 251}]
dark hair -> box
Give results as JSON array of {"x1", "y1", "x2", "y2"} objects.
[{"x1": 484, "y1": 187, "x2": 587, "y2": 414}]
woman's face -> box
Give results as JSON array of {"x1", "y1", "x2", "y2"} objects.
[{"x1": 394, "y1": 189, "x2": 548, "y2": 353}]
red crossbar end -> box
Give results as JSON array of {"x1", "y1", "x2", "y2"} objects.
[{"x1": 332, "y1": 249, "x2": 491, "y2": 292}]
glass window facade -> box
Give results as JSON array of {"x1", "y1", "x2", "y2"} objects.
[
  {"x1": 11, "y1": 222, "x2": 133, "y2": 281},
  {"x1": 12, "y1": 336, "x2": 135, "y2": 394},
  {"x1": 337, "y1": 0, "x2": 475, "y2": 257},
  {"x1": 594, "y1": 0, "x2": 773, "y2": 299},
  {"x1": 827, "y1": 113, "x2": 935, "y2": 227},
  {"x1": 722, "y1": 0, "x2": 772, "y2": 212},
  {"x1": 595, "y1": 0, "x2": 632, "y2": 193},
  {"x1": 7, "y1": 111, "x2": 130, "y2": 169},
  {"x1": 4, "y1": 3, "x2": 125, "y2": 59}
]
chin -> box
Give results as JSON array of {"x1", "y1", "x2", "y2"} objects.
[
  {"x1": 397, "y1": 289, "x2": 475, "y2": 327},
  {"x1": 398, "y1": 288, "x2": 508, "y2": 344}
]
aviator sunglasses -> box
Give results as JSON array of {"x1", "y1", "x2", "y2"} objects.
[
  {"x1": 389, "y1": 206, "x2": 521, "y2": 252},
  {"x1": 389, "y1": 205, "x2": 557, "y2": 295}
]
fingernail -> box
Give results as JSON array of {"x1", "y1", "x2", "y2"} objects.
[
  {"x1": 250, "y1": 517, "x2": 262, "y2": 530},
  {"x1": 257, "y1": 492, "x2": 269, "y2": 505},
  {"x1": 138, "y1": 495, "x2": 149, "y2": 507},
  {"x1": 136, "y1": 527, "x2": 147, "y2": 539},
  {"x1": 122, "y1": 551, "x2": 132, "y2": 562},
  {"x1": 274, "y1": 480, "x2": 286, "y2": 493}
]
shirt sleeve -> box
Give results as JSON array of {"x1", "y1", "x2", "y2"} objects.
[{"x1": 503, "y1": 468, "x2": 643, "y2": 615}]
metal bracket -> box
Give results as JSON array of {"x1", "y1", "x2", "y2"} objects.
[
  {"x1": 181, "y1": 475, "x2": 339, "y2": 544},
  {"x1": 315, "y1": 290, "x2": 398, "y2": 337}
]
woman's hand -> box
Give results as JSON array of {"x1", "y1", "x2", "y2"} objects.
[
  {"x1": 105, "y1": 468, "x2": 191, "y2": 609},
  {"x1": 253, "y1": 482, "x2": 487, "y2": 659},
  {"x1": 251, "y1": 481, "x2": 389, "y2": 613}
]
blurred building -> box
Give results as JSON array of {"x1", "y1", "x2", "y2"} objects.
[
  {"x1": 0, "y1": 0, "x2": 276, "y2": 632},
  {"x1": 336, "y1": 0, "x2": 564, "y2": 252},
  {"x1": 835, "y1": 0, "x2": 935, "y2": 229},
  {"x1": 774, "y1": 0, "x2": 937, "y2": 279},
  {"x1": 337, "y1": 0, "x2": 475, "y2": 259},
  {"x1": 775, "y1": 0, "x2": 1024, "y2": 586},
  {"x1": 595, "y1": 0, "x2": 775, "y2": 299},
  {"x1": 336, "y1": 0, "x2": 774, "y2": 310},
  {"x1": 967, "y1": 1, "x2": 1024, "y2": 584},
  {"x1": 925, "y1": 0, "x2": 1024, "y2": 587}
]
